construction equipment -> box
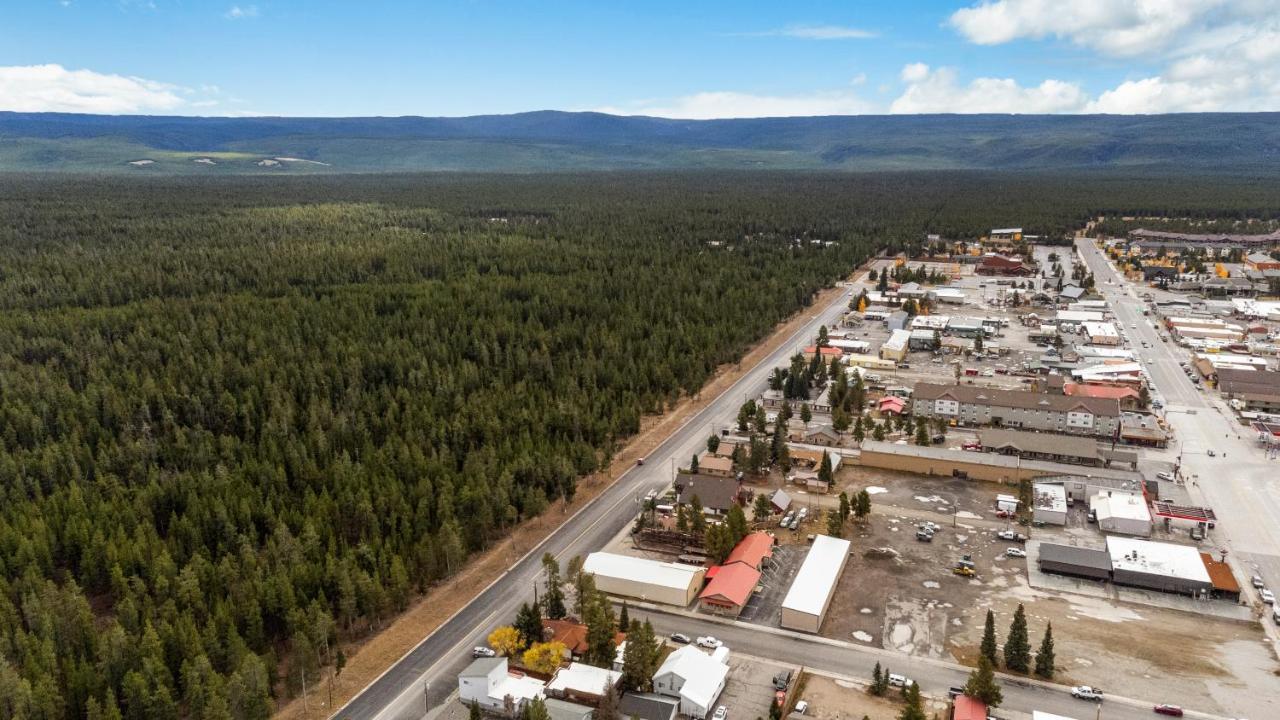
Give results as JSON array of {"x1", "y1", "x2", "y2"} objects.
[{"x1": 952, "y1": 566, "x2": 975, "y2": 577}]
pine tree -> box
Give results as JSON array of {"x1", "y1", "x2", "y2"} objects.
[
  {"x1": 818, "y1": 452, "x2": 833, "y2": 486},
  {"x1": 980, "y1": 609, "x2": 998, "y2": 666},
  {"x1": 470, "y1": 700, "x2": 483, "y2": 720},
  {"x1": 690, "y1": 454, "x2": 699, "y2": 473},
  {"x1": 1034, "y1": 623, "x2": 1055, "y2": 679},
  {"x1": 896, "y1": 682, "x2": 926, "y2": 720},
  {"x1": 914, "y1": 423, "x2": 929, "y2": 446},
  {"x1": 727, "y1": 505, "x2": 748, "y2": 544},
  {"x1": 689, "y1": 496, "x2": 706, "y2": 535},
  {"x1": 826, "y1": 510, "x2": 844, "y2": 538},
  {"x1": 542, "y1": 554, "x2": 566, "y2": 620},
  {"x1": 1004, "y1": 604, "x2": 1031, "y2": 673},
  {"x1": 869, "y1": 662, "x2": 884, "y2": 696},
  {"x1": 618, "y1": 602, "x2": 629, "y2": 631},
  {"x1": 707, "y1": 434, "x2": 721, "y2": 454},
  {"x1": 962, "y1": 655, "x2": 1003, "y2": 707},
  {"x1": 854, "y1": 490, "x2": 871, "y2": 523},
  {"x1": 753, "y1": 493, "x2": 773, "y2": 521},
  {"x1": 596, "y1": 680, "x2": 621, "y2": 720},
  {"x1": 515, "y1": 602, "x2": 544, "y2": 648},
  {"x1": 838, "y1": 492, "x2": 851, "y2": 523}
]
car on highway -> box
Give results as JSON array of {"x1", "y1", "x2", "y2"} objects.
[
  {"x1": 1153, "y1": 705, "x2": 1184, "y2": 717},
  {"x1": 1262, "y1": 588, "x2": 1276, "y2": 604},
  {"x1": 1157, "y1": 471, "x2": 1174, "y2": 481},
  {"x1": 712, "y1": 706, "x2": 728, "y2": 720},
  {"x1": 887, "y1": 673, "x2": 912, "y2": 688},
  {"x1": 669, "y1": 633, "x2": 691, "y2": 644},
  {"x1": 1071, "y1": 686, "x2": 1104, "y2": 701},
  {"x1": 1207, "y1": 449, "x2": 1216, "y2": 457},
  {"x1": 1005, "y1": 548, "x2": 1027, "y2": 558},
  {"x1": 696, "y1": 636, "x2": 723, "y2": 649},
  {"x1": 472, "y1": 647, "x2": 496, "y2": 658},
  {"x1": 637, "y1": 457, "x2": 645, "y2": 466}
]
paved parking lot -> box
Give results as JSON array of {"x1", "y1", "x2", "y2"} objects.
[
  {"x1": 738, "y1": 544, "x2": 806, "y2": 625},
  {"x1": 716, "y1": 654, "x2": 790, "y2": 720}
]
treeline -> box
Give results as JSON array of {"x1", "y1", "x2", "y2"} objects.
[{"x1": 1, "y1": 170, "x2": 1278, "y2": 719}]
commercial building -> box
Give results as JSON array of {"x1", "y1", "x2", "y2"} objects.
[
  {"x1": 1037, "y1": 543, "x2": 1111, "y2": 581},
  {"x1": 780, "y1": 534, "x2": 851, "y2": 632},
  {"x1": 1063, "y1": 383, "x2": 1140, "y2": 408},
  {"x1": 880, "y1": 329, "x2": 910, "y2": 361},
  {"x1": 909, "y1": 328, "x2": 939, "y2": 351},
  {"x1": 827, "y1": 339, "x2": 871, "y2": 354},
  {"x1": 459, "y1": 658, "x2": 546, "y2": 716},
  {"x1": 1106, "y1": 537, "x2": 1212, "y2": 596},
  {"x1": 977, "y1": 428, "x2": 1102, "y2": 466},
  {"x1": 1217, "y1": 368, "x2": 1280, "y2": 412},
  {"x1": 976, "y1": 254, "x2": 1035, "y2": 276},
  {"x1": 1032, "y1": 483, "x2": 1068, "y2": 525},
  {"x1": 1082, "y1": 321, "x2": 1121, "y2": 346},
  {"x1": 947, "y1": 317, "x2": 986, "y2": 339},
  {"x1": 698, "y1": 533, "x2": 773, "y2": 615},
  {"x1": 1090, "y1": 491, "x2": 1152, "y2": 537},
  {"x1": 653, "y1": 646, "x2": 730, "y2": 719},
  {"x1": 951, "y1": 696, "x2": 988, "y2": 720},
  {"x1": 933, "y1": 288, "x2": 967, "y2": 304},
  {"x1": 583, "y1": 553, "x2": 707, "y2": 606},
  {"x1": 1055, "y1": 310, "x2": 1105, "y2": 327},
  {"x1": 912, "y1": 383, "x2": 1121, "y2": 437},
  {"x1": 1128, "y1": 227, "x2": 1280, "y2": 251}
]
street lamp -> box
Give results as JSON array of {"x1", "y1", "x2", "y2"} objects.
[{"x1": 424, "y1": 680, "x2": 431, "y2": 717}]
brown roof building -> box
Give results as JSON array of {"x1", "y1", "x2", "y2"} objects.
[
  {"x1": 674, "y1": 473, "x2": 741, "y2": 513},
  {"x1": 912, "y1": 382, "x2": 1120, "y2": 437},
  {"x1": 976, "y1": 254, "x2": 1035, "y2": 276},
  {"x1": 1216, "y1": 368, "x2": 1280, "y2": 412}
]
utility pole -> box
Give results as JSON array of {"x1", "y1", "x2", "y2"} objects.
[{"x1": 424, "y1": 680, "x2": 431, "y2": 718}]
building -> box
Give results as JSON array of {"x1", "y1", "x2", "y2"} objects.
[
  {"x1": 1082, "y1": 321, "x2": 1121, "y2": 346},
  {"x1": 827, "y1": 338, "x2": 871, "y2": 354},
  {"x1": 459, "y1": 658, "x2": 546, "y2": 716},
  {"x1": 1246, "y1": 252, "x2": 1280, "y2": 271},
  {"x1": 912, "y1": 383, "x2": 1121, "y2": 437},
  {"x1": 1054, "y1": 310, "x2": 1105, "y2": 326},
  {"x1": 880, "y1": 329, "x2": 910, "y2": 361},
  {"x1": 1216, "y1": 368, "x2": 1280, "y2": 412},
  {"x1": 697, "y1": 562, "x2": 759, "y2": 616},
  {"x1": 951, "y1": 695, "x2": 988, "y2": 720},
  {"x1": 977, "y1": 428, "x2": 1102, "y2": 466},
  {"x1": 618, "y1": 694, "x2": 679, "y2": 720},
  {"x1": 1199, "y1": 553, "x2": 1241, "y2": 600},
  {"x1": 1091, "y1": 491, "x2": 1152, "y2": 537},
  {"x1": 886, "y1": 311, "x2": 909, "y2": 331},
  {"x1": 653, "y1": 646, "x2": 729, "y2": 719},
  {"x1": 546, "y1": 664, "x2": 623, "y2": 706},
  {"x1": 976, "y1": 254, "x2": 1035, "y2": 276},
  {"x1": 1119, "y1": 413, "x2": 1168, "y2": 448},
  {"x1": 769, "y1": 489, "x2": 791, "y2": 513},
  {"x1": 947, "y1": 317, "x2": 986, "y2": 339},
  {"x1": 1032, "y1": 483, "x2": 1068, "y2": 525},
  {"x1": 674, "y1": 474, "x2": 741, "y2": 514},
  {"x1": 545, "y1": 699, "x2": 595, "y2": 720},
  {"x1": 780, "y1": 534, "x2": 851, "y2": 632},
  {"x1": 1107, "y1": 536, "x2": 1213, "y2": 596},
  {"x1": 844, "y1": 354, "x2": 897, "y2": 371},
  {"x1": 909, "y1": 328, "x2": 939, "y2": 351},
  {"x1": 878, "y1": 396, "x2": 906, "y2": 415},
  {"x1": 695, "y1": 453, "x2": 734, "y2": 477},
  {"x1": 801, "y1": 425, "x2": 841, "y2": 446},
  {"x1": 583, "y1": 553, "x2": 707, "y2": 606},
  {"x1": 933, "y1": 288, "x2": 966, "y2": 304},
  {"x1": 802, "y1": 346, "x2": 843, "y2": 362},
  {"x1": 1128, "y1": 227, "x2": 1280, "y2": 251},
  {"x1": 1037, "y1": 543, "x2": 1111, "y2": 581},
  {"x1": 1058, "y1": 285, "x2": 1085, "y2": 302},
  {"x1": 542, "y1": 620, "x2": 627, "y2": 661},
  {"x1": 1063, "y1": 383, "x2": 1140, "y2": 409},
  {"x1": 858, "y1": 441, "x2": 1143, "y2": 483}
]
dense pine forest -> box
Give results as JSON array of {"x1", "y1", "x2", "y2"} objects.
[{"x1": 1, "y1": 171, "x2": 1278, "y2": 720}]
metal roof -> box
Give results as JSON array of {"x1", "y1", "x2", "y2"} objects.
[
  {"x1": 583, "y1": 553, "x2": 704, "y2": 591},
  {"x1": 781, "y1": 535, "x2": 851, "y2": 617}
]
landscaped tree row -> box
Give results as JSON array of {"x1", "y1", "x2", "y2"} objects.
[{"x1": 0, "y1": 169, "x2": 1277, "y2": 720}]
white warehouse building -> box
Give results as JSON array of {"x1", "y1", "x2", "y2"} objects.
[
  {"x1": 780, "y1": 534, "x2": 851, "y2": 632},
  {"x1": 1032, "y1": 483, "x2": 1068, "y2": 526},
  {"x1": 1090, "y1": 491, "x2": 1151, "y2": 537},
  {"x1": 583, "y1": 553, "x2": 706, "y2": 606}
]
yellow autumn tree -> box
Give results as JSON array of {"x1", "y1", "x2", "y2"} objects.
[
  {"x1": 856, "y1": 296, "x2": 868, "y2": 312},
  {"x1": 522, "y1": 641, "x2": 567, "y2": 674},
  {"x1": 488, "y1": 626, "x2": 523, "y2": 657}
]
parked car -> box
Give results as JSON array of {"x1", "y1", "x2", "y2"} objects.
[
  {"x1": 1252, "y1": 575, "x2": 1265, "y2": 589},
  {"x1": 1087, "y1": 509, "x2": 1098, "y2": 523},
  {"x1": 1190, "y1": 526, "x2": 1204, "y2": 541},
  {"x1": 996, "y1": 530, "x2": 1027, "y2": 543},
  {"x1": 1207, "y1": 448, "x2": 1215, "y2": 456},
  {"x1": 1273, "y1": 607, "x2": 1280, "y2": 626},
  {"x1": 887, "y1": 673, "x2": 911, "y2": 688},
  {"x1": 472, "y1": 647, "x2": 496, "y2": 658},
  {"x1": 1006, "y1": 548, "x2": 1027, "y2": 558},
  {"x1": 696, "y1": 636, "x2": 723, "y2": 649},
  {"x1": 712, "y1": 706, "x2": 728, "y2": 720},
  {"x1": 947, "y1": 686, "x2": 965, "y2": 699},
  {"x1": 669, "y1": 633, "x2": 691, "y2": 644},
  {"x1": 637, "y1": 457, "x2": 645, "y2": 466},
  {"x1": 1262, "y1": 589, "x2": 1276, "y2": 605},
  {"x1": 1156, "y1": 472, "x2": 1174, "y2": 481},
  {"x1": 1071, "y1": 686, "x2": 1104, "y2": 701},
  {"x1": 1153, "y1": 705, "x2": 1184, "y2": 717},
  {"x1": 793, "y1": 701, "x2": 809, "y2": 715},
  {"x1": 916, "y1": 528, "x2": 934, "y2": 542},
  {"x1": 772, "y1": 670, "x2": 792, "y2": 690}
]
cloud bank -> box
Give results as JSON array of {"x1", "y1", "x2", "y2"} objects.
[{"x1": 0, "y1": 64, "x2": 188, "y2": 113}]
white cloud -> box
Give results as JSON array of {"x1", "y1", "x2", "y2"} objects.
[
  {"x1": 225, "y1": 5, "x2": 258, "y2": 20},
  {"x1": 778, "y1": 24, "x2": 876, "y2": 40},
  {"x1": 594, "y1": 88, "x2": 875, "y2": 119},
  {"x1": 0, "y1": 64, "x2": 189, "y2": 113},
  {"x1": 890, "y1": 64, "x2": 1088, "y2": 114}
]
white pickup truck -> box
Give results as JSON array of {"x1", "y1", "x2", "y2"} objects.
[{"x1": 1071, "y1": 685, "x2": 1104, "y2": 701}]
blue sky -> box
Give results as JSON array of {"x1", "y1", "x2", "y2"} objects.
[{"x1": 2, "y1": 1, "x2": 1278, "y2": 117}]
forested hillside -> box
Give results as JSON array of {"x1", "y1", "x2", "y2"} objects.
[
  {"x1": 1, "y1": 171, "x2": 1278, "y2": 720},
  {"x1": 3, "y1": 111, "x2": 1279, "y2": 172}
]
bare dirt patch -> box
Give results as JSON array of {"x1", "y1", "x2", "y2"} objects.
[
  {"x1": 799, "y1": 673, "x2": 947, "y2": 720},
  {"x1": 273, "y1": 281, "x2": 855, "y2": 719}
]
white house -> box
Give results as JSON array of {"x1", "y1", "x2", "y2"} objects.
[
  {"x1": 459, "y1": 658, "x2": 546, "y2": 716},
  {"x1": 652, "y1": 645, "x2": 730, "y2": 719},
  {"x1": 545, "y1": 663, "x2": 622, "y2": 705}
]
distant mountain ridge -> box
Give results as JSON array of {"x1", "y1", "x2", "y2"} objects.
[{"x1": 2, "y1": 110, "x2": 1278, "y2": 172}]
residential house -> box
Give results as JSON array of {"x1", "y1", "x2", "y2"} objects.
[
  {"x1": 878, "y1": 396, "x2": 906, "y2": 415},
  {"x1": 911, "y1": 382, "x2": 1120, "y2": 437},
  {"x1": 695, "y1": 453, "x2": 734, "y2": 477},
  {"x1": 653, "y1": 646, "x2": 730, "y2": 719},
  {"x1": 459, "y1": 658, "x2": 546, "y2": 717},
  {"x1": 617, "y1": 694, "x2": 678, "y2": 720},
  {"x1": 545, "y1": 663, "x2": 623, "y2": 707},
  {"x1": 542, "y1": 619, "x2": 627, "y2": 661},
  {"x1": 801, "y1": 425, "x2": 840, "y2": 446},
  {"x1": 976, "y1": 427, "x2": 1102, "y2": 466},
  {"x1": 769, "y1": 489, "x2": 792, "y2": 513},
  {"x1": 674, "y1": 474, "x2": 742, "y2": 514}
]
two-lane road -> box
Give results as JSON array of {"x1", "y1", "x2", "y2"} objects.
[{"x1": 334, "y1": 284, "x2": 858, "y2": 720}]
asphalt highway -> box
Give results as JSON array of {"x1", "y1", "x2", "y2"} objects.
[{"x1": 333, "y1": 284, "x2": 858, "y2": 720}]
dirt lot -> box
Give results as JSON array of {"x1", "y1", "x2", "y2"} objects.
[{"x1": 796, "y1": 673, "x2": 948, "y2": 720}]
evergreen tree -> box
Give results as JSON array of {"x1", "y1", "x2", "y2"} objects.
[
  {"x1": 800, "y1": 403, "x2": 813, "y2": 426},
  {"x1": 753, "y1": 493, "x2": 773, "y2": 521},
  {"x1": 689, "y1": 496, "x2": 706, "y2": 535},
  {"x1": 896, "y1": 683, "x2": 926, "y2": 720},
  {"x1": 869, "y1": 662, "x2": 884, "y2": 696},
  {"x1": 618, "y1": 603, "x2": 629, "y2": 632},
  {"x1": 818, "y1": 452, "x2": 833, "y2": 486},
  {"x1": 853, "y1": 416, "x2": 865, "y2": 443},
  {"x1": 542, "y1": 554, "x2": 567, "y2": 620},
  {"x1": 962, "y1": 656, "x2": 1003, "y2": 707},
  {"x1": 872, "y1": 421, "x2": 886, "y2": 442},
  {"x1": 596, "y1": 681, "x2": 621, "y2": 720},
  {"x1": 707, "y1": 434, "x2": 721, "y2": 454},
  {"x1": 1003, "y1": 604, "x2": 1031, "y2": 673},
  {"x1": 471, "y1": 700, "x2": 483, "y2": 720},
  {"x1": 826, "y1": 510, "x2": 844, "y2": 538},
  {"x1": 979, "y1": 610, "x2": 998, "y2": 667},
  {"x1": 726, "y1": 505, "x2": 748, "y2": 545},
  {"x1": 524, "y1": 698, "x2": 551, "y2": 720},
  {"x1": 690, "y1": 454, "x2": 699, "y2": 473},
  {"x1": 1033, "y1": 623, "x2": 1055, "y2": 679},
  {"x1": 514, "y1": 602, "x2": 544, "y2": 648},
  {"x1": 854, "y1": 490, "x2": 871, "y2": 523},
  {"x1": 676, "y1": 505, "x2": 689, "y2": 534},
  {"x1": 583, "y1": 591, "x2": 617, "y2": 668},
  {"x1": 914, "y1": 423, "x2": 930, "y2": 446},
  {"x1": 838, "y1": 492, "x2": 851, "y2": 523}
]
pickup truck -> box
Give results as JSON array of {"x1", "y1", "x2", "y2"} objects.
[
  {"x1": 1071, "y1": 686, "x2": 1104, "y2": 701},
  {"x1": 996, "y1": 530, "x2": 1028, "y2": 543}
]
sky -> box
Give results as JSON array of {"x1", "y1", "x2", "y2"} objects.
[{"x1": 2, "y1": 0, "x2": 1279, "y2": 118}]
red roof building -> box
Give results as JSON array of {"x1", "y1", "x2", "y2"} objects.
[
  {"x1": 803, "y1": 346, "x2": 844, "y2": 359},
  {"x1": 1064, "y1": 382, "x2": 1141, "y2": 408},
  {"x1": 951, "y1": 695, "x2": 988, "y2": 720},
  {"x1": 542, "y1": 619, "x2": 626, "y2": 657},
  {"x1": 725, "y1": 531, "x2": 775, "y2": 570},
  {"x1": 976, "y1": 254, "x2": 1035, "y2": 276},
  {"x1": 698, "y1": 562, "x2": 760, "y2": 614},
  {"x1": 878, "y1": 396, "x2": 906, "y2": 415}
]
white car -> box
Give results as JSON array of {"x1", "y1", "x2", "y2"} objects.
[
  {"x1": 712, "y1": 706, "x2": 728, "y2": 720},
  {"x1": 472, "y1": 647, "x2": 496, "y2": 658},
  {"x1": 1156, "y1": 471, "x2": 1174, "y2": 481},
  {"x1": 1005, "y1": 548, "x2": 1027, "y2": 558},
  {"x1": 887, "y1": 673, "x2": 911, "y2": 688},
  {"x1": 1262, "y1": 589, "x2": 1276, "y2": 605},
  {"x1": 696, "y1": 636, "x2": 723, "y2": 649},
  {"x1": 1071, "y1": 686, "x2": 1104, "y2": 701},
  {"x1": 793, "y1": 701, "x2": 809, "y2": 715}
]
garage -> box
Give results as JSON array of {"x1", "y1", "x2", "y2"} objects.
[
  {"x1": 780, "y1": 535, "x2": 851, "y2": 632},
  {"x1": 583, "y1": 553, "x2": 706, "y2": 607}
]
